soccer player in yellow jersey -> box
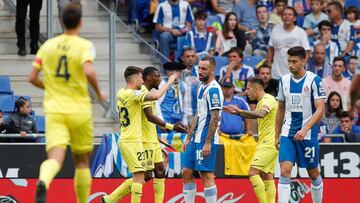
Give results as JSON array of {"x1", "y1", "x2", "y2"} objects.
[
  {"x1": 102, "y1": 66, "x2": 187, "y2": 203},
  {"x1": 106, "y1": 66, "x2": 177, "y2": 203},
  {"x1": 223, "y1": 78, "x2": 279, "y2": 203},
  {"x1": 28, "y1": 3, "x2": 106, "y2": 203}
]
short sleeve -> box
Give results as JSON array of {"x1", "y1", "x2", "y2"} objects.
[
  {"x1": 185, "y1": 4, "x2": 194, "y2": 23},
  {"x1": 276, "y1": 78, "x2": 285, "y2": 101},
  {"x1": 349, "y1": 25, "x2": 355, "y2": 41},
  {"x1": 133, "y1": 88, "x2": 148, "y2": 102},
  {"x1": 153, "y1": 5, "x2": 164, "y2": 24},
  {"x1": 140, "y1": 86, "x2": 151, "y2": 109},
  {"x1": 207, "y1": 87, "x2": 222, "y2": 110},
  {"x1": 32, "y1": 46, "x2": 44, "y2": 70},
  {"x1": 312, "y1": 76, "x2": 327, "y2": 100},
  {"x1": 302, "y1": 14, "x2": 311, "y2": 28},
  {"x1": 81, "y1": 42, "x2": 96, "y2": 64}
]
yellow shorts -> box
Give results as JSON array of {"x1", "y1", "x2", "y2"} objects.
[
  {"x1": 119, "y1": 142, "x2": 146, "y2": 173},
  {"x1": 143, "y1": 142, "x2": 164, "y2": 171},
  {"x1": 251, "y1": 146, "x2": 278, "y2": 174},
  {"x1": 45, "y1": 113, "x2": 93, "y2": 153}
]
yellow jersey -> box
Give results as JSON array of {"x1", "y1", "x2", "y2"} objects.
[
  {"x1": 32, "y1": 34, "x2": 95, "y2": 114},
  {"x1": 140, "y1": 85, "x2": 159, "y2": 144},
  {"x1": 117, "y1": 87, "x2": 147, "y2": 142},
  {"x1": 256, "y1": 93, "x2": 278, "y2": 148}
]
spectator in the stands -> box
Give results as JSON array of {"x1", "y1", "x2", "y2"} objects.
[
  {"x1": 332, "y1": 111, "x2": 360, "y2": 142},
  {"x1": 0, "y1": 110, "x2": 6, "y2": 134},
  {"x1": 268, "y1": 0, "x2": 286, "y2": 26},
  {"x1": 215, "y1": 12, "x2": 246, "y2": 55},
  {"x1": 306, "y1": 43, "x2": 332, "y2": 78},
  {"x1": 16, "y1": 0, "x2": 42, "y2": 56},
  {"x1": 210, "y1": 0, "x2": 234, "y2": 22},
  {"x1": 323, "y1": 57, "x2": 352, "y2": 110},
  {"x1": 233, "y1": 0, "x2": 258, "y2": 32},
  {"x1": 312, "y1": 20, "x2": 340, "y2": 65},
  {"x1": 258, "y1": 64, "x2": 278, "y2": 97},
  {"x1": 156, "y1": 62, "x2": 190, "y2": 131},
  {"x1": 326, "y1": 1, "x2": 355, "y2": 57},
  {"x1": 252, "y1": 5, "x2": 273, "y2": 58},
  {"x1": 220, "y1": 80, "x2": 253, "y2": 136},
  {"x1": 268, "y1": 6, "x2": 311, "y2": 80},
  {"x1": 181, "y1": 48, "x2": 200, "y2": 122},
  {"x1": 289, "y1": 0, "x2": 311, "y2": 16},
  {"x1": 4, "y1": 97, "x2": 38, "y2": 142},
  {"x1": 219, "y1": 47, "x2": 255, "y2": 95},
  {"x1": 303, "y1": 0, "x2": 329, "y2": 37},
  {"x1": 343, "y1": 56, "x2": 358, "y2": 80},
  {"x1": 153, "y1": 0, "x2": 194, "y2": 62},
  {"x1": 345, "y1": 6, "x2": 360, "y2": 30},
  {"x1": 185, "y1": 11, "x2": 215, "y2": 58},
  {"x1": 322, "y1": 91, "x2": 343, "y2": 140}
]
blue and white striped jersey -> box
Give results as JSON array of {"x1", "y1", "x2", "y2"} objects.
[
  {"x1": 331, "y1": 19, "x2": 355, "y2": 52},
  {"x1": 277, "y1": 71, "x2": 326, "y2": 140},
  {"x1": 192, "y1": 80, "x2": 223, "y2": 144}
]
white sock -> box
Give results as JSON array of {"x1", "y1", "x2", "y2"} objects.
[
  {"x1": 183, "y1": 183, "x2": 196, "y2": 203},
  {"x1": 278, "y1": 183, "x2": 291, "y2": 203},
  {"x1": 311, "y1": 182, "x2": 323, "y2": 203},
  {"x1": 204, "y1": 185, "x2": 217, "y2": 203}
]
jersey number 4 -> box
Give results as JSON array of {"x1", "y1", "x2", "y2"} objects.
[
  {"x1": 56, "y1": 55, "x2": 70, "y2": 81},
  {"x1": 119, "y1": 107, "x2": 130, "y2": 127}
]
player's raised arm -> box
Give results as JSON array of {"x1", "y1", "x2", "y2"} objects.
[
  {"x1": 223, "y1": 104, "x2": 268, "y2": 119},
  {"x1": 144, "y1": 74, "x2": 178, "y2": 101},
  {"x1": 83, "y1": 61, "x2": 106, "y2": 101}
]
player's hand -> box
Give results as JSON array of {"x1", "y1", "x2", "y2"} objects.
[
  {"x1": 167, "y1": 74, "x2": 179, "y2": 85},
  {"x1": 202, "y1": 142, "x2": 211, "y2": 158},
  {"x1": 171, "y1": 29, "x2": 182, "y2": 36},
  {"x1": 20, "y1": 131, "x2": 27, "y2": 137},
  {"x1": 223, "y1": 105, "x2": 241, "y2": 115},
  {"x1": 174, "y1": 122, "x2": 188, "y2": 133},
  {"x1": 275, "y1": 137, "x2": 280, "y2": 150},
  {"x1": 183, "y1": 137, "x2": 191, "y2": 152},
  {"x1": 98, "y1": 91, "x2": 107, "y2": 102},
  {"x1": 294, "y1": 128, "x2": 307, "y2": 141}
]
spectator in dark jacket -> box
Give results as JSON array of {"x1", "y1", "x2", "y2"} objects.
[
  {"x1": 4, "y1": 97, "x2": 38, "y2": 142},
  {"x1": 332, "y1": 111, "x2": 360, "y2": 142},
  {"x1": 0, "y1": 110, "x2": 6, "y2": 134}
]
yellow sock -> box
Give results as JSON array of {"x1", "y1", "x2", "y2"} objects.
[
  {"x1": 39, "y1": 159, "x2": 61, "y2": 189},
  {"x1": 264, "y1": 179, "x2": 276, "y2": 203},
  {"x1": 74, "y1": 168, "x2": 92, "y2": 203},
  {"x1": 131, "y1": 182, "x2": 143, "y2": 203},
  {"x1": 153, "y1": 178, "x2": 165, "y2": 203},
  {"x1": 249, "y1": 175, "x2": 267, "y2": 203},
  {"x1": 108, "y1": 178, "x2": 133, "y2": 202}
]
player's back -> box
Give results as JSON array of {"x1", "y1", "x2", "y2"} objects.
[
  {"x1": 117, "y1": 87, "x2": 147, "y2": 142},
  {"x1": 33, "y1": 34, "x2": 95, "y2": 114},
  {"x1": 278, "y1": 71, "x2": 326, "y2": 140},
  {"x1": 256, "y1": 93, "x2": 277, "y2": 148}
]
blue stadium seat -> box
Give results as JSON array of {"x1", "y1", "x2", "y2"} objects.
[
  {"x1": 214, "y1": 56, "x2": 228, "y2": 79},
  {"x1": 296, "y1": 16, "x2": 305, "y2": 28},
  {"x1": 35, "y1": 115, "x2": 45, "y2": 133},
  {"x1": 243, "y1": 55, "x2": 264, "y2": 69},
  {"x1": 206, "y1": 14, "x2": 222, "y2": 28},
  {"x1": 0, "y1": 76, "x2": 13, "y2": 95},
  {"x1": 0, "y1": 95, "x2": 15, "y2": 113}
]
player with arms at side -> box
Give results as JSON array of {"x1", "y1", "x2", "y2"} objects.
[
  {"x1": 28, "y1": 3, "x2": 106, "y2": 203},
  {"x1": 350, "y1": 58, "x2": 360, "y2": 119},
  {"x1": 102, "y1": 66, "x2": 187, "y2": 203},
  {"x1": 182, "y1": 56, "x2": 224, "y2": 203},
  {"x1": 276, "y1": 46, "x2": 326, "y2": 203},
  {"x1": 106, "y1": 66, "x2": 177, "y2": 203},
  {"x1": 223, "y1": 78, "x2": 278, "y2": 203}
]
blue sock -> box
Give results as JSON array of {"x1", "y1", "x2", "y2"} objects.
[{"x1": 204, "y1": 185, "x2": 217, "y2": 203}]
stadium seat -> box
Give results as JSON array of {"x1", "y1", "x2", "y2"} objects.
[
  {"x1": 0, "y1": 95, "x2": 15, "y2": 113},
  {"x1": 296, "y1": 16, "x2": 305, "y2": 28},
  {"x1": 35, "y1": 115, "x2": 45, "y2": 133},
  {"x1": 206, "y1": 14, "x2": 222, "y2": 28},
  {"x1": 243, "y1": 55, "x2": 264, "y2": 69},
  {"x1": 0, "y1": 76, "x2": 13, "y2": 95},
  {"x1": 214, "y1": 56, "x2": 228, "y2": 80}
]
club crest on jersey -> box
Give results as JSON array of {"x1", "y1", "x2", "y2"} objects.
[
  {"x1": 303, "y1": 86, "x2": 309, "y2": 92},
  {"x1": 212, "y1": 94, "x2": 219, "y2": 105},
  {"x1": 135, "y1": 90, "x2": 142, "y2": 96}
]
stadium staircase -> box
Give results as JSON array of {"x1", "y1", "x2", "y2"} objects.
[{"x1": 0, "y1": 0, "x2": 159, "y2": 140}]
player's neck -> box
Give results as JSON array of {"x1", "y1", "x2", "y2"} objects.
[
  {"x1": 64, "y1": 29, "x2": 80, "y2": 36},
  {"x1": 257, "y1": 91, "x2": 265, "y2": 102},
  {"x1": 126, "y1": 83, "x2": 137, "y2": 90},
  {"x1": 293, "y1": 70, "x2": 306, "y2": 79},
  {"x1": 202, "y1": 76, "x2": 214, "y2": 85}
]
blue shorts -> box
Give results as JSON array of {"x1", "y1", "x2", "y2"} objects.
[
  {"x1": 182, "y1": 140, "x2": 217, "y2": 172},
  {"x1": 279, "y1": 136, "x2": 319, "y2": 169}
]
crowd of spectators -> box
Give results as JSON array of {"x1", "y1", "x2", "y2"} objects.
[{"x1": 140, "y1": 0, "x2": 360, "y2": 143}]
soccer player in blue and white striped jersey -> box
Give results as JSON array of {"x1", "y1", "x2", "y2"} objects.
[{"x1": 276, "y1": 46, "x2": 326, "y2": 203}]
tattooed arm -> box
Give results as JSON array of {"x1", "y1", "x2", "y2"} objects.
[
  {"x1": 223, "y1": 104, "x2": 269, "y2": 119},
  {"x1": 202, "y1": 109, "x2": 220, "y2": 157}
]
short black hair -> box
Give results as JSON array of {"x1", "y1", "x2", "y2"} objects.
[
  {"x1": 200, "y1": 56, "x2": 216, "y2": 68},
  {"x1": 194, "y1": 10, "x2": 207, "y2": 20},
  {"x1": 62, "y1": 2, "x2": 82, "y2": 29},
  {"x1": 124, "y1": 66, "x2": 143, "y2": 81},
  {"x1": 349, "y1": 55, "x2": 358, "y2": 61},
  {"x1": 287, "y1": 46, "x2": 306, "y2": 59},
  {"x1": 15, "y1": 96, "x2": 29, "y2": 112},
  {"x1": 318, "y1": 20, "x2": 332, "y2": 30},
  {"x1": 333, "y1": 56, "x2": 345, "y2": 66},
  {"x1": 284, "y1": 6, "x2": 298, "y2": 17},
  {"x1": 340, "y1": 111, "x2": 352, "y2": 120},
  {"x1": 143, "y1": 66, "x2": 159, "y2": 78},
  {"x1": 228, "y1": 47, "x2": 243, "y2": 58},
  {"x1": 258, "y1": 63, "x2": 271, "y2": 72},
  {"x1": 327, "y1": 1, "x2": 343, "y2": 14},
  {"x1": 248, "y1": 78, "x2": 264, "y2": 88},
  {"x1": 256, "y1": 5, "x2": 267, "y2": 13},
  {"x1": 275, "y1": 0, "x2": 287, "y2": 5}
]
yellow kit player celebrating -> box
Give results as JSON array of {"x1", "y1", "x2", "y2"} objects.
[
  {"x1": 28, "y1": 3, "x2": 106, "y2": 203},
  {"x1": 223, "y1": 78, "x2": 278, "y2": 203},
  {"x1": 103, "y1": 66, "x2": 177, "y2": 203}
]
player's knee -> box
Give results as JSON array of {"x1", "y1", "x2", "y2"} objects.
[
  {"x1": 307, "y1": 168, "x2": 320, "y2": 180},
  {"x1": 144, "y1": 171, "x2": 153, "y2": 182},
  {"x1": 280, "y1": 167, "x2": 291, "y2": 177},
  {"x1": 181, "y1": 168, "x2": 192, "y2": 180},
  {"x1": 154, "y1": 166, "x2": 165, "y2": 179},
  {"x1": 200, "y1": 172, "x2": 214, "y2": 186}
]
